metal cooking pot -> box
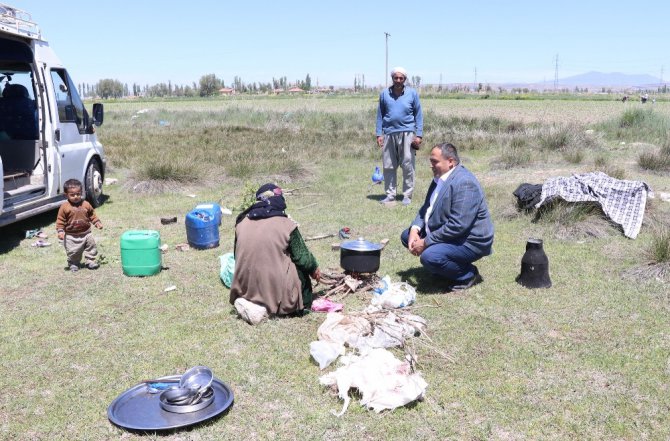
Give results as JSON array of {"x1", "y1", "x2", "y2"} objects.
[{"x1": 340, "y1": 237, "x2": 383, "y2": 273}]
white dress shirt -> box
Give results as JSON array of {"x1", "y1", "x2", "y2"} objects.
[{"x1": 412, "y1": 168, "x2": 455, "y2": 235}]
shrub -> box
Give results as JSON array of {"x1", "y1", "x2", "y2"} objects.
[
  {"x1": 139, "y1": 160, "x2": 197, "y2": 182},
  {"x1": 638, "y1": 148, "x2": 670, "y2": 171},
  {"x1": 235, "y1": 181, "x2": 260, "y2": 211},
  {"x1": 618, "y1": 108, "x2": 648, "y2": 128},
  {"x1": 593, "y1": 155, "x2": 609, "y2": 168},
  {"x1": 539, "y1": 126, "x2": 571, "y2": 150},
  {"x1": 598, "y1": 108, "x2": 670, "y2": 144},
  {"x1": 493, "y1": 137, "x2": 533, "y2": 169},
  {"x1": 647, "y1": 226, "x2": 670, "y2": 264},
  {"x1": 562, "y1": 148, "x2": 584, "y2": 164},
  {"x1": 602, "y1": 166, "x2": 626, "y2": 180}
]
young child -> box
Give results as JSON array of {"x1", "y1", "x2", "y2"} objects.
[{"x1": 56, "y1": 179, "x2": 103, "y2": 272}]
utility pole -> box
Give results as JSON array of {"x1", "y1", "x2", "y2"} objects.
[
  {"x1": 553, "y1": 54, "x2": 559, "y2": 91},
  {"x1": 660, "y1": 65, "x2": 664, "y2": 88},
  {"x1": 473, "y1": 67, "x2": 477, "y2": 92},
  {"x1": 385, "y1": 32, "x2": 391, "y2": 88}
]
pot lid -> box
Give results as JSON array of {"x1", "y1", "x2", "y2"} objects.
[{"x1": 340, "y1": 237, "x2": 383, "y2": 251}]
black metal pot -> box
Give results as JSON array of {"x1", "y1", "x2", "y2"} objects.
[{"x1": 340, "y1": 238, "x2": 383, "y2": 273}]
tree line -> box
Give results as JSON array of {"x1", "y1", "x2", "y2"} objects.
[
  {"x1": 82, "y1": 74, "x2": 670, "y2": 100},
  {"x1": 84, "y1": 73, "x2": 316, "y2": 99}
]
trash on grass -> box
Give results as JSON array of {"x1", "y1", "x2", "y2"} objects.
[
  {"x1": 163, "y1": 285, "x2": 177, "y2": 292},
  {"x1": 369, "y1": 277, "x2": 416, "y2": 309},
  {"x1": 219, "y1": 253, "x2": 235, "y2": 288},
  {"x1": 310, "y1": 340, "x2": 345, "y2": 370},
  {"x1": 31, "y1": 240, "x2": 51, "y2": 247},
  {"x1": 319, "y1": 347, "x2": 427, "y2": 416},
  {"x1": 311, "y1": 297, "x2": 344, "y2": 313},
  {"x1": 25, "y1": 229, "x2": 47, "y2": 239}
]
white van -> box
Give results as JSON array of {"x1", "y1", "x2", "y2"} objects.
[{"x1": 0, "y1": 4, "x2": 106, "y2": 227}]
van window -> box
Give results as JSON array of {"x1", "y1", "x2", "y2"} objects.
[
  {"x1": 0, "y1": 66, "x2": 38, "y2": 140},
  {"x1": 50, "y1": 69, "x2": 87, "y2": 133}
]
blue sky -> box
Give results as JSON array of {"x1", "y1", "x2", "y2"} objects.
[{"x1": 9, "y1": 0, "x2": 670, "y2": 87}]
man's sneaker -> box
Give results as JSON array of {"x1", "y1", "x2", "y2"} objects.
[
  {"x1": 87, "y1": 262, "x2": 100, "y2": 270},
  {"x1": 69, "y1": 264, "x2": 79, "y2": 272},
  {"x1": 402, "y1": 197, "x2": 412, "y2": 206},
  {"x1": 379, "y1": 196, "x2": 395, "y2": 205},
  {"x1": 234, "y1": 298, "x2": 269, "y2": 325}
]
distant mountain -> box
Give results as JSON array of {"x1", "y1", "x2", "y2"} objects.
[{"x1": 558, "y1": 71, "x2": 661, "y2": 87}]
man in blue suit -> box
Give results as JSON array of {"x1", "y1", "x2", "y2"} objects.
[{"x1": 401, "y1": 142, "x2": 494, "y2": 290}]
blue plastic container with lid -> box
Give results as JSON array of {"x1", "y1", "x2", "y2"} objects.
[
  {"x1": 185, "y1": 210, "x2": 219, "y2": 249},
  {"x1": 194, "y1": 202, "x2": 222, "y2": 226}
]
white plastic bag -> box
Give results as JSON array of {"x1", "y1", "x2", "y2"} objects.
[
  {"x1": 319, "y1": 348, "x2": 427, "y2": 416},
  {"x1": 310, "y1": 340, "x2": 345, "y2": 370},
  {"x1": 370, "y1": 281, "x2": 416, "y2": 309}
]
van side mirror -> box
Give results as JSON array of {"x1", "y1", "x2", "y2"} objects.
[{"x1": 92, "y1": 103, "x2": 104, "y2": 126}]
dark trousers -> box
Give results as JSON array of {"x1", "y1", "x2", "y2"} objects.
[{"x1": 401, "y1": 228, "x2": 479, "y2": 282}]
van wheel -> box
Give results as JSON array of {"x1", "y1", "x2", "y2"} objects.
[{"x1": 85, "y1": 161, "x2": 104, "y2": 207}]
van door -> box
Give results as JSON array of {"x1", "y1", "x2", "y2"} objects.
[{"x1": 49, "y1": 69, "x2": 91, "y2": 187}]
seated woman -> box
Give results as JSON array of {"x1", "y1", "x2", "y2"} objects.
[{"x1": 230, "y1": 183, "x2": 321, "y2": 325}]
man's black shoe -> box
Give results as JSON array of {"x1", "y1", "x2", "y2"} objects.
[{"x1": 447, "y1": 270, "x2": 483, "y2": 292}]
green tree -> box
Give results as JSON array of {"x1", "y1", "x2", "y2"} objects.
[
  {"x1": 303, "y1": 73, "x2": 311, "y2": 91},
  {"x1": 199, "y1": 74, "x2": 223, "y2": 97},
  {"x1": 96, "y1": 78, "x2": 124, "y2": 99}
]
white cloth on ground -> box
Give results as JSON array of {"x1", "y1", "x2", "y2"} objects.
[{"x1": 536, "y1": 171, "x2": 650, "y2": 239}]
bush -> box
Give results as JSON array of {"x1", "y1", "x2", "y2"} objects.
[
  {"x1": 139, "y1": 160, "x2": 197, "y2": 182},
  {"x1": 638, "y1": 147, "x2": 670, "y2": 171},
  {"x1": 539, "y1": 126, "x2": 571, "y2": 150},
  {"x1": 593, "y1": 154, "x2": 609, "y2": 168},
  {"x1": 618, "y1": 108, "x2": 649, "y2": 128},
  {"x1": 598, "y1": 108, "x2": 670, "y2": 144},
  {"x1": 647, "y1": 226, "x2": 670, "y2": 264},
  {"x1": 493, "y1": 137, "x2": 533, "y2": 169},
  {"x1": 562, "y1": 148, "x2": 584, "y2": 164}
]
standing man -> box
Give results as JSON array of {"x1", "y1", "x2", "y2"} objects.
[
  {"x1": 376, "y1": 67, "x2": 423, "y2": 206},
  {"x1": 401, "y1": 142, "x2": 494, "y2": 291}
]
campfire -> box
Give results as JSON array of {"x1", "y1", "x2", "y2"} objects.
[{"x1": 319, "y1": 269, "x2": 381, "y2": 299}]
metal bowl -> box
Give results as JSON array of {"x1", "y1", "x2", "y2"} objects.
[
  {"x1": 160, "y1": 387, "x2": 195, "y2": 405},
  {"x1": 159, "y1": 387, "x2": 214, "y2": 414},
  {"x1": 179, "y1": 366, "x2": 214, "y2": 392}
]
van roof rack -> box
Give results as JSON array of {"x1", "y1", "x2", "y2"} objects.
[{"x1": 0, "y1": 3, "x2": 40, "y2": 39}]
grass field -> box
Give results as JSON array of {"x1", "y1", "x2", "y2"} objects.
[{"x1": 1, "y1": 95, "x2": 669, "y2": 440}]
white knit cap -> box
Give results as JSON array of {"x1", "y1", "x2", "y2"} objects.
[{"x1": 391, "y1": 67, "x2": 407, "y2": 78}]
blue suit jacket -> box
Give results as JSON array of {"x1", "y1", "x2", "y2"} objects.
[{"x1": 411, "y1": 164, "x2": 494, "y2": 257}]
